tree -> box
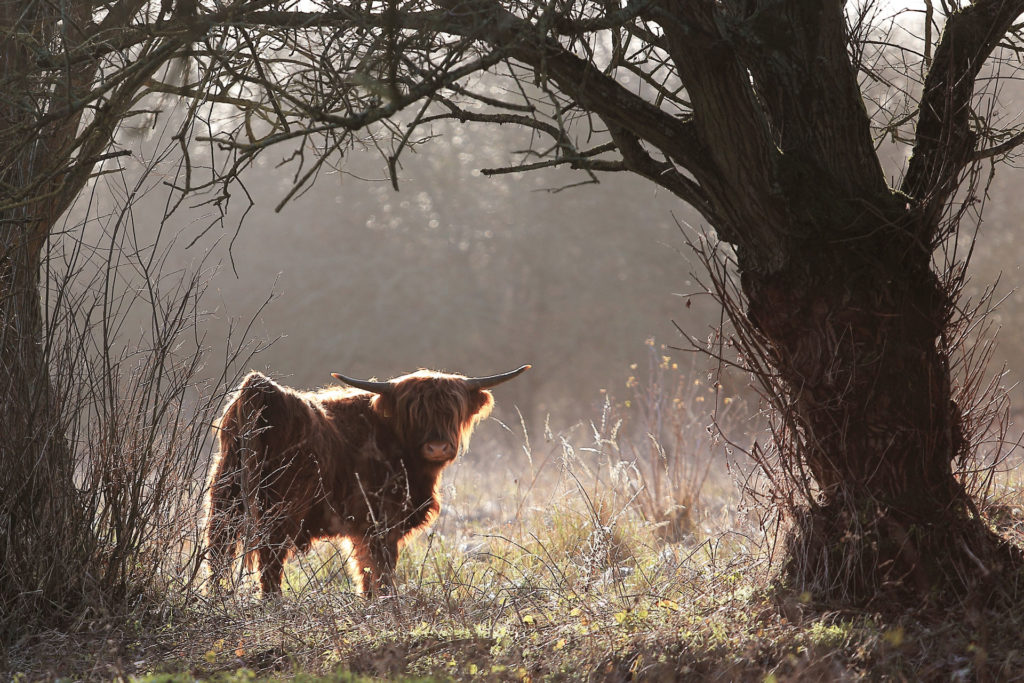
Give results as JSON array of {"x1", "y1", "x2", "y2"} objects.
[{"x1": 4, "y1": 0, "x2": 1024, "y2": 615}]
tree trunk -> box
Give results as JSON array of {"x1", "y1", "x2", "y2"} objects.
[
  {"x1": 0, "y1": 0, "x2": 201, "y2": 632},
  {"x1": 739, "y1": 209, "x2": 1021, "y2": 603},
  {"x1": 0, "y1": 0, "x2": 98, "y2": 629},
  {"x1": 0, "y1": 224, "x2": 95, "y2": 626}
]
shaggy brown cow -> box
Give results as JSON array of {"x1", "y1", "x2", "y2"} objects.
[{"x1": 205, "y1": 364, "x2": 529, "y2": 595}]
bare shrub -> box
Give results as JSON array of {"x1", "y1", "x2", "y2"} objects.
[
  {"x1": 583, "y1": 340, "x2": 747, "y2": 543},
  {"x1": 0, "y1": 166, "x2": 262, "y2": 639}
]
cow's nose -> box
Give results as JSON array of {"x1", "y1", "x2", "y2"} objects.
[{"x1": 423, "y1": 442, "x2": 454, "y2": 460}]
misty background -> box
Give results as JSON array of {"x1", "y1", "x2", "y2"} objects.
[{"x1": 60, "y1": 105, "x2": 1024, "y2": 449}]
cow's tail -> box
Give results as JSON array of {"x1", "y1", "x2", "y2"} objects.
[{"x1": 205, "y1": 372, "x2": 276, "y2": 584}]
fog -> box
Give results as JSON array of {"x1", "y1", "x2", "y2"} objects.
[{"x1": 65, "y1": 110, "x2": 1024, "y2": 437}]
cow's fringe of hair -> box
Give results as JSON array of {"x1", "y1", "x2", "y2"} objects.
[{"x1": 385, "y1": 372, "x2": 494, "y2": 455}]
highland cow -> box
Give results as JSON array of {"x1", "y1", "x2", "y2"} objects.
[{"x1": 205, "y1": 365, "x2": 529, "y2": 595}]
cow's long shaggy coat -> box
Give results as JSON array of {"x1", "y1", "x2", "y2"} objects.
[{"x1": 205, "y1": 367, "x2": 525, "y2": 595}]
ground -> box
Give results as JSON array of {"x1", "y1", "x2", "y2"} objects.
[{"x1": 4, "y1": 360, "x2": 1024, "y2": 681}]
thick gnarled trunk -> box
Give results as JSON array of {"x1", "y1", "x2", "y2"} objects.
[
  {"x1": 746, "y1": 245, "x2": 958, "y2": 507},
  {"x1": 739, "y1": 217, "x2": 1021, "y2": 602}
]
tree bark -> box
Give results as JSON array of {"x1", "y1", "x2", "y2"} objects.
[{"x1": 739, "y1": 205, "x2": 1021, "y2": 602}]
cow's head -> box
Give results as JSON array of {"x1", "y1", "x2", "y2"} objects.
[{"x1": 331, "y1": 365, "x2": 530, "y2": 463}]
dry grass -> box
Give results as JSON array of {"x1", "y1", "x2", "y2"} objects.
[
  {"x1": 7, "y1": 468, "x2": 1024, "y2": 681},
  {"x1": 5, "y1": 356, "x2": 1024, "y2": 681}
]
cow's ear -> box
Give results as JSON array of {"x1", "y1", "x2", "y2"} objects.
[
  {"x1": 470, "y1": 389, "x2": 494, "y2": 419},
  {"x1": 370, "y1": 392, "x2": 394, "y2": 418}
]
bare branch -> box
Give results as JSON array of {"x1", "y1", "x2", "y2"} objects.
[
  {"x1": 972, "y1": 128, "x2": 1024, "y2": 160},
  {"x1": 903, "y1": 0, "x2": 1024, "y2": 217},
  {"x1": 480, "y1": 141, "x2": 616, "y2": 175},
  {"x1": 606, "y1": 123, "x2": 718, "y2": 227}
]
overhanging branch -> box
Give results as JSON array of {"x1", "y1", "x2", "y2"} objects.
[
  {"x1": 432, "y1": 0, "x2": 709, "y2": 182},
  {"x1": 479, "y1": 141, "x2": 616, "y2": 175},
  {"x1": 607, "y1": 123, "x2": 718, "y2": 227}
]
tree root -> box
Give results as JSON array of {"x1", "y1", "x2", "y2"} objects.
[{"x1": 780, "y1": 502, "x2": 1024, "y2": 610}]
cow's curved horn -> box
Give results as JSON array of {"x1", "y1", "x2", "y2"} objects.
[
  {"x1": 331, "y1": 373, "x2": 393, "y2": 394},
  {"x1": 464, "y1": 364, "x2": 531, "y2": 390}
]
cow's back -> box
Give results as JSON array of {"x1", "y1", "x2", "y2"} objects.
[{"x1": 294, "y1": 390, "x2": 400, "y2": 538}]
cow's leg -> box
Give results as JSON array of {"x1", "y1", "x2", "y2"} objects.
[
  {"x1": 349, "y1": 541, "x2": 374, "y2": 595},
  {"x1": 258, "y1": 531, "x2": 290, "y2": 595},
  {"x1": 348, "y1": 534, "x2": 397, "y2": 597},
  {"x1": 206, "y1": 472, "x2": 244, "y2": 591},
  {"x1": 348, "y1": 540, "x2": 372, "y2": 593},
  {"x1": 366, "y1": 534, "x2": 399, "y2": 596},
  {"x1": 373, "y1": 534, "x2": 400, "y2": 594}
]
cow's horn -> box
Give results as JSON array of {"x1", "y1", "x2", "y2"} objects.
[
  {"x1": 464, "y1": 364, "x2": 531, "y2": 390},
  {"x1": 331, "y1": 373, "x2": 393, "y2": 394}
]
